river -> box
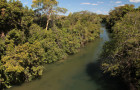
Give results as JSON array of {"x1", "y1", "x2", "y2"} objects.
[{"x1": 9, "y1": 24, "x2": 127, "y2": 90}]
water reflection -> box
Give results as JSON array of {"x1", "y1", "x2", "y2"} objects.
[
  {"x1": 86, "y1": 60, "x2": 128, "y2": 90},
  {"x1": 9, "y1": 24, "x2": 128, "y2": 90}
]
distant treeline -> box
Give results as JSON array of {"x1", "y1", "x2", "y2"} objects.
[
  {"x1": 101, "y1": 4, "x2": 140, "y2": 90},
  {"x1": 0, "y1": 0, "x2": 101, "y2": 89}
]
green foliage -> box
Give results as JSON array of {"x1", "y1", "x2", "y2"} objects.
[
  {"x1": 5, "y1": 29, "x2": 25, "y2": 45},
  {"x1": 32, "y1": 0, "x2": 58, "y2": 9},
  {"x1": 106, "y1": 4, "x2": 135, "y2": 32},
  {"x1": 32, "y1": 0, "x2": 67, "y2": 30},
  {"x1": 30, "y1": 11, "x2": 101, "y2": 63},
  {"x1": 0, "y1": 40, "x2": 5, "y2": 60},
  {"x1": 0, "y1": 42, "x2": 45, "y2": 88},
  {"x1": 102, "y1": 11, "x2": 140, "y2": 89},
  {"x1": 56, "y1": 11, "x2": 101, "y2": 43},
  {"x1": 20, "y1": 6, "x2": 34, "y2": 29},
  {"x1": 0, "y1": 0, "x2": 34, "y2": 34},
  {"x1": 28, "y1": 24, "x2": 45, "y2": 43},
  {"x1": 0, "y1": 0, "x2": 101, "y2": 89},
  {"x1": 40, "y1": 29, "x2": 67, "y2": 63}
]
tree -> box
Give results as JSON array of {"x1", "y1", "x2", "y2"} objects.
[
  {"x1": 0, "y1": 0, "x2": 34, "y2": 37},
  {"x1": 102, "y1": 11, "x2": 140, "y2": 90},
  {"x1": 0, "y1": 42, "x2": 45, "y2": 88},
  {"x1": 106, "y1": 4, "x2": 135, "y2": 31},
  {"x1": 32, "y1": 0, "x2": 67, "y2": 30}
]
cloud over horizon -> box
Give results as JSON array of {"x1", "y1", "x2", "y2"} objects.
[
  {"x1": 115, "y1": 1, "x2": 122, "y2": 3},
  {"x1": 81, "y1": 3, "x2": 98, "y2": 5},
  {"x1": 130, "y1": 0, "x2": 140, "y2": 3},
  {"x1": 80, "y1": 3, "x2": 91, "y2": 5}
]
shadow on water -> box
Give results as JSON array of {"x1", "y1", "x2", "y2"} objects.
[
  {"x1": 86, "y1": 60, "x2": 129, "y2": 90},
  {"x1": 9, "y1": 23, "x2": 128, "y2": 90}
]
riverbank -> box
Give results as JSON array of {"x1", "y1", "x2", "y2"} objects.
[
  {"x1": 9, "y1": 24, "x2": 128, "y2": 90},
  {"x1": 0, "y1": 9, "x2": 101, "y2": 89}
]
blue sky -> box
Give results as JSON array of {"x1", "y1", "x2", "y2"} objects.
[{"x1": 18, "y1": 0, "x2": 140, "y2": 15}]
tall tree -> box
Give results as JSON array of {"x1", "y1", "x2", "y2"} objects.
[{"x1": 32, "y1": 0, "x2": 67, "y2": 30}]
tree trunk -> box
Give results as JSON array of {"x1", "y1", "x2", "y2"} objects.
[
  {"x1": 46, "y1": 8, "x2": 52, "y2": 31},
  {"x1": 1, "y1": 31, "x2": 5, "y2": 39},
  {"x1": 46, "y1": 15, "x2": 50, "y2": 30}
]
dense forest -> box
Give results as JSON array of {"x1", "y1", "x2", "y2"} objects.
[
  {"x1": 0, "y1": 0, "x2": 101, "y2": 89},
  {"x1": 0, "y1": 0, "x2": 140, "y2": 90},
  {"x1": 101, "y1": 4, "x2": 140, "y2": 90}
]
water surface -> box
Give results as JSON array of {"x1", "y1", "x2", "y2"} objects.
[{"x1": 10, "y1": 24, "x2": 127, "y2": 90}]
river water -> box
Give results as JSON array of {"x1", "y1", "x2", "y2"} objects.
[{"x1": 9, "y1": 24, "x2": 127, "y2": 90}]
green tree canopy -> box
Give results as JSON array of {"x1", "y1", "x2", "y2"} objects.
[
  {"x1": 106, "y1": 4, "x2": 135, "y2": 31},
  {"x1": 32, "y1": 0, "x2": 67, "y2": 30}
]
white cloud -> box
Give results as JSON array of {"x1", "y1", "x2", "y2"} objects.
[
  {"x1": 92, "y1": 4, "x2": 98, "y2": 5},
  {"x1": 80, "y1": 3, "x2": 91, "y2": 5},
  {"x1": 115, "y1": 1, "x2": 122, "y2": 3},
  {"x1": 81, "y1": 3, "x2": 98, "y2": 5},
  {"x1": 130, "y1": 0, "x2": 140, "y2": 3}
]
